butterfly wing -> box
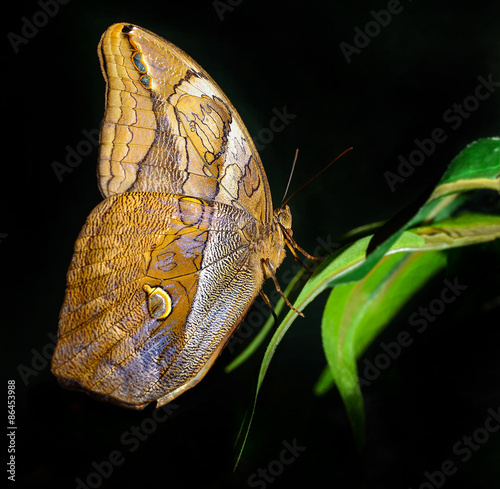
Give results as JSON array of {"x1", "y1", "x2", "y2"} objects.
[
  {"x1": 98, "y1": 23, "x2": 273, "y2": 224},
  {"x1": 51, "y1": 23, "x2": 290, "y2": 408},
  {"x1": 52, "y1": 192, "x2": 266, "y2": 408}
]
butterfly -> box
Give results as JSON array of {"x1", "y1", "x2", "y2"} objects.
[{"x1": 51, "y1": 23, "x2": 302, "y2": 409}]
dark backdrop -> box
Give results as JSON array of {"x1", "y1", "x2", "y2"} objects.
[{"x1": 4, "y1": 1, "x2": 500, "y2": 488}]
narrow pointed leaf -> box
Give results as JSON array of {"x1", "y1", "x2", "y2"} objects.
[{"x1": 320, "y1": 251, "x2": 446, "y2": 447}]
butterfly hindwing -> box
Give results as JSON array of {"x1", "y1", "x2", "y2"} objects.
[{"x1": 53, "y1": 192, "x2": 267, "y2": 407}]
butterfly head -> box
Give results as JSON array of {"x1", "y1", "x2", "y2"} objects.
[{"x1": 274, "y1": 205, "x2": 292, "y2": 234}]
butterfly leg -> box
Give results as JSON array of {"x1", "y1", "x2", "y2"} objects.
[
  {"x1": 259, "y1": 289, "x2": 279, "y2": 328},
  {"x1": 262, "y1": 259, "x2": 305, "y2": 317}
]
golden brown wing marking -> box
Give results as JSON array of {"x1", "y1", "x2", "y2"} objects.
[
  {"x1": 169, "y1": 74, "x2": 265, "y2": 215},
  {"x1": 220, "y1": 135, "x2": 268, "y2": 222},
  {"x1": 52, "y1": 193, "x2": 221, "y2": 404},
  {"x1": 99, "y1": 25, "x2": 234, "y2": 204},
  {"x1": 84, "y1": 270, "x2": 198, "y2": 399},
  {"x1": 146, "y1": 198, "x2": 209, "y2": 280},
  {"x1": 174, "y1": 92, "x2": 231, "y2": 167},
  {"x1": 98, "y1": 25, "x2": 157, "y2": 197},
  {"x1": 97, "y1": 23, "x2": 273, "y2": 224},
  {"x1": 52, "y1": 192, "x2": 262, "y2": 407}
]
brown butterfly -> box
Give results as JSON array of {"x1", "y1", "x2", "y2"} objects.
[{"x1": 51, "y1": 23, "x2": 302, "y2": 409}]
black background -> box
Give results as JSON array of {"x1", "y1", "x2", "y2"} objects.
[{"x1": 3, "y1": 1, "x2": 500, "y2": 488}]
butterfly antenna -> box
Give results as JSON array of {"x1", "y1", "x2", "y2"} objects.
[
  {"x1": 279, "y1": 146, "x2": 353, "y2": 209},
  {"x1": 281, "y1": 148, "x2": 300, "y2": 205}
]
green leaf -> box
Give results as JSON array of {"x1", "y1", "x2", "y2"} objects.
[
  {"x1": 320, "y1": 251, "x2": 446, "y2": 448},
  {"x1": 413, "y1": 212, "x2": 500, "y2": 249},
  {"x1": 336, "y1": 137, "x2": 500, "y2": 284},
  {"x1": 312, "y1": 211, "x2": 500, "y2": 398},
  {"x1": 430, "y1": 137, "x2": 500, "y2": 200}
]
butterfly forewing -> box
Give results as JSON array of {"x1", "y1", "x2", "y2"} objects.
[{"x1": 97, "y1": 23, "x2": 273, "y2": 224}]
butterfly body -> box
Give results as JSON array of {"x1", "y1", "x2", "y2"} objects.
[{"x1": 51, "y1": 23, "x2": 292, "y2": 408}]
